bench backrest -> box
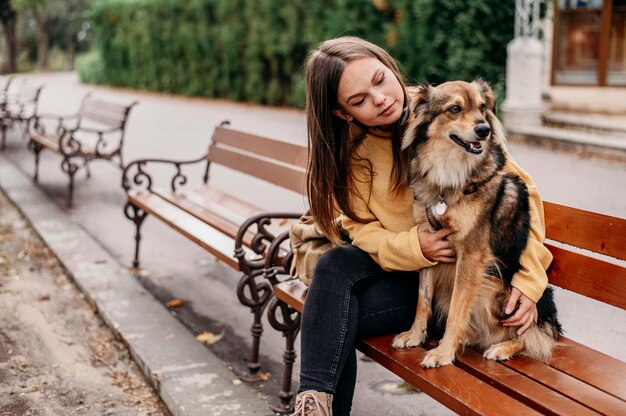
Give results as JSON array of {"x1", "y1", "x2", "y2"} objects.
[
  {"x1": 544, "y1": 202, "x2": 626, "y2": 310},
  {"x1": 78, "y1": 94, "x2": 137, "y2": 130},
  {"x1": 206, "y1": 124, "x2": 307, "y2": 194}
]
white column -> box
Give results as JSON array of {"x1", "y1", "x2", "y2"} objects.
[{"x1": 502, "y1": 0, "x2": 545, "y2": 129}]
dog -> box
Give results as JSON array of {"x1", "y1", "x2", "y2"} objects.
[{"x1": 391, "y1": 80, "x2": 561, "y2": 368}]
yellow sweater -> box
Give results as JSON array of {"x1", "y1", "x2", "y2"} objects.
[{"x1": 340, "y1": 130, "x2": 552, "y2": 303}]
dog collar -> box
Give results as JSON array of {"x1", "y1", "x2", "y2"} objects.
[{"x1": 425, "y1": 195, "x2": 447, "y2": 230}]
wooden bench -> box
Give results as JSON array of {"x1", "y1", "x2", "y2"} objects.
[
  {"x1": 0, "y1": 81, "x2": 43, "y2": 150},
  {"x1": 121, "y1": 121, "x2": 307, "y2": 385},
  {"x1": 271, "y1": 202, "x2": 626, "y2": 415},
  {"x1": 27, "y1": 93, "x2": 138, "y2": 207}
]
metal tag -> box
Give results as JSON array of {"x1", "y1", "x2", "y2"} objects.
[{"x1": 435, "y1": 201, "x2": 447, "y2": 216}]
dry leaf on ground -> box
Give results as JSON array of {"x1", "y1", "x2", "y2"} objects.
[
  {"x1": 195, "y1": 331, "x2": 224, "y2": 345},
  {"x1": 166, "y1": 299, "x2": 183, "y2": 308}
]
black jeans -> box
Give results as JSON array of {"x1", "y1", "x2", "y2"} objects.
[{"x1": 298, "y1": 245, "x2": 420, "y2": 415}]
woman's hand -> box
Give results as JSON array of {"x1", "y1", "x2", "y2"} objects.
[
  {"x1": 417, "y1": 222, "x2": 455, "y2": 263},
  {"x1": 502, "y1": 287, "x2": 538, "y2": 335}
]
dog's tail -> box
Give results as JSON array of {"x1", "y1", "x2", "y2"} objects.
[{"x1": 519, "y1": 322, "x2": 561, "y2": 363}]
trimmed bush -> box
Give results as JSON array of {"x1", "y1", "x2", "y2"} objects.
[
  {"x1": 86, "y1": 0, "x2": 514, "y2": 106},
  {"x1": 76, "y1": 50, "x2": 107, "y2": 85}
]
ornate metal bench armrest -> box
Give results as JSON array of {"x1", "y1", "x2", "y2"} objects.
[
  {"x1": 31, "y1": 113, "x2": 80, "y2": 137},
  {"x1": 63, "y1": 126, "x2": 124, "y2": 159},
  {"x1": 121, "y1": 154, "x2": 210, "y2": 193},
  {"x1": 262, "y1": 229, "x2": 297, "y2": 287},
  {"x1": 234, "y1": 212, "x2": 302, "y2": 275},
  {"x1": 68, "y1": 125, "x2": 121, "y2": 135}
]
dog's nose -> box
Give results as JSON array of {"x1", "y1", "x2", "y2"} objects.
[{"x1": 475, "y1": 124, "x2": 491, "y2": 139}]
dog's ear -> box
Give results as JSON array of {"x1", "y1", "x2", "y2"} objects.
[
  {"x1": 402, "y1": 83, "x2": 431, "y2": 150},
  {"x1": 472, "y1": 78, "x2": 507, "y2": 143},
  {"x1": 472, "y1": 78, "x2": 496, "y2": 114}
]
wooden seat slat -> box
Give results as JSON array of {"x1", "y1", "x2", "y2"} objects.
[
  {"x1": 455, "y1": 348, "x2": 601, "y2": 415},
  {"x1": 30, "y1": 133, "x2": 59, "y2": 153},
  {"x1": 30, "y1": 133, "x2": 114, "y2": 159},
  {"x1": 207, "y1": 146, "x2": 306, "y2": 194},
  {"x1": 359, "y1": 336, "x2": 544, "y2": 416},
  {"x1": 545, "y1": 244, "x2": 626, "y2": 310},
  {"x1": 128, "y1": 191, "x2": 247, "y2": 270},
  {"x1": 547, "y1": 337, "x2": 626, "y2": 402},
  {"x1": 544, "y1": 202, "x2": 626, "y2": 261},
  {"x1": 152, "y1": 187, "x2": 258, "y2": 241},
  {"x1": 503, "y1": 353, "x2": 626, "y2": 415},
  {"x1": 212, "y1": 126, "x2": 308, "y2": 168}
]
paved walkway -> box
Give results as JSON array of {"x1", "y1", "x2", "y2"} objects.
[{"x1": 1, "y1": 72, "x2": 625, "y2": 415}]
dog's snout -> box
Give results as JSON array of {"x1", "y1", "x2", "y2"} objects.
[{"x1": 474, "y1": 123, "x2": 491, "y2": 139}]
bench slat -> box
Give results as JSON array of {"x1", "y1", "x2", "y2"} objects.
[
  {"x1": 30, "y1": 133, "x2": 110, "y2": 158},
  {"x1": 359, "y1": 336, "x2": 543, "y2": 416},
  {"x1": 207, "y1": 146, "x2": 306, "y2": 194},
  {"x1": 30, "y1": 133, "x2": 59, "y2": 153},
  {"x1": 544, "y1": 202, "x2": 626, "y2": 261},
  {"x1": 503, "y1": 353, "x2": 626, "y2": 415},
  {"x1": 547, "y1": 337, "x2": 626, "y2": 402},
  {"x1": 212, "y1": 126, "x2": 308, "y2": 168},
  {"x1": 128, "y1": 190, "x2": 244, "y2": 269},
  {"x1": 81, "y1": 110, "x2": 124, "y2": 128},
  {"x1": 153, "y1": 186, "x2": 259, "y2": 241},
  {"x1": 82, "y1": 99, "x2": 131, "y2": 116},
  {"x1": 546, "y1": 244, "x2": 626, "y2": 310},
  {"x1": 455, "y1": 348, "x2": 600, "y2": 416}
]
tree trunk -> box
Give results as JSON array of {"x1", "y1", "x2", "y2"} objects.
[
  {"x1": 65, "y1": 32, "x2": 75, "y2": 71},
  {"x1": 2, "y1": 17, "x2": 16, "y2": 73},
  {"x1": 32, "y1": 7, "x2": 48, "y2": 70}
]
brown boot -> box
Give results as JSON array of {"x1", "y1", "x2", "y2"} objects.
[{"x1": 291, "y1": 390, "x2": 333, "y2": 416}]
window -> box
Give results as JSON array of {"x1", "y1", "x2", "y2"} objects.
[{"x1": 553, "y1": 0, "x2": 626, "y2": 86}]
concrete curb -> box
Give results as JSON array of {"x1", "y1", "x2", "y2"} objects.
[{"x1": 0, "y1": 155, "x2": 273, "y2": 416}]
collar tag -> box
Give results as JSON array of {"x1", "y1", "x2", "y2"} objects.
[{"x1": 435, "y1": 201, "x2": 447, "y2": 216}]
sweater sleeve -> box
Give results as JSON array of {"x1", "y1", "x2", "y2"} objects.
[
  {"x1": 504, "y1": 155, "x2": 553, "y2": 303},
  {"x1": 340, "y1": 190, "x2": 436, "y2": 272}
]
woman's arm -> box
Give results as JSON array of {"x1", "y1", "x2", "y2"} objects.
[
  {"x1": 501, "y1": 153, "x2": 554, "y2": 334},
  {"x1": 341, "y1": 214, "x2": 454, "y2": 271}
]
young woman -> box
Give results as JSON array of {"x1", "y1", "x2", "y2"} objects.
[{"x1": 293, "y1": 36, "x2": 552, "y2": 416}]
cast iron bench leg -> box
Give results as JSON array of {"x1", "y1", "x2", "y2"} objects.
[
  {"x1": 61, "y1": 157, "x2": 79, "y2": 208},
  {"x1": 267, "y1": 296, "x2": 300, "y2": 414},
  {"x1": 124, "y1": 202, "x2": 148, "y2": 269},
  {"x1": 236, "y1": 270, "x2": 273, "y2": 382}
]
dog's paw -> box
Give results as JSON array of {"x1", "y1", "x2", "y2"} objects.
[
  {"x1": 421, "y1": 346, "x2": 455, "y2": 368},
  {"x1": 392, "y1": 330, "x2": 426, "y2": 349},
  {"x1": 483, "y1": 341, "x2": 519, "y2": 361}
]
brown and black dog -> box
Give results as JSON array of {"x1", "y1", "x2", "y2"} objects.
[{"x1": 392, "y1": 80, "x2": 561, "y2": 368}]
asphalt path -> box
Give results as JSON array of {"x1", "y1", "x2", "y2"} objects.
[{"x1": 2, "y1": 72, "x2": 625, "y2": 415}]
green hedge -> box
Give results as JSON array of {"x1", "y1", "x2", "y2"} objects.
[{"x1": 84, "y1": 0, "x2": 514, "y2": 106}]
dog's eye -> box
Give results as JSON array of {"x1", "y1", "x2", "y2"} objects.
[
  {"x1": 448, "y1": 105, "x2": 461, "y2": 114},
  {"x1": 480, "y1": 104, "x2": 487, "y2": 112}
]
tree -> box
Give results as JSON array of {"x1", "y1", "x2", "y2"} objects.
[
  {"x1": 0, "y1": 0, "x2": 17, "y2": 73},
  {"x1": 12, "y1": 0, "x2": 48, "y2": 70}
]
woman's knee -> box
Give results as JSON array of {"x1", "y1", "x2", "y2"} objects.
[{"x1": 313, "y1": 245, "x2": 376, "y2": 284}]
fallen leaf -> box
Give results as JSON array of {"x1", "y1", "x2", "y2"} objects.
[
  {"x1": 195, "y1": 331, "x2": 224, "y2": 345},
  {"x1": 166, "y1": 299, "x2": 183, "y2": 308},
  {"x1": 232, "y1": 379, "x2": 242, "y2": 385},
  {"x1": 37, "y1": 295, "x2": 50, "y2": 302},
  {"x1": 259, "y1": 372, "x2": 270, "y2": 381}
]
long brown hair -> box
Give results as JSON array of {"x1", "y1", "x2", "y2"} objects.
[{"x1": 305, "y1": 36, "x2": 411, "y2": 243}]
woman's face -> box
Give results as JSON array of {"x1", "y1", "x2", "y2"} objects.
[{"x1": 333, "y1": 57, "x2": 404, "y2": 128}]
